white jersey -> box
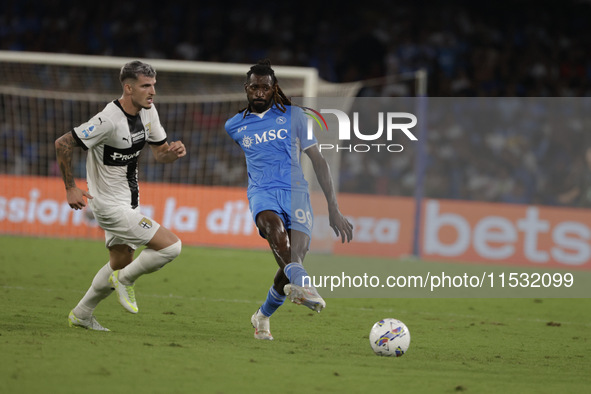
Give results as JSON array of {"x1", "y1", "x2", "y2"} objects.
[{"x1": 72, "y1": 100, "x2": 166, "y2": 213}]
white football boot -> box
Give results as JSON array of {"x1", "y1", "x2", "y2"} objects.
[
  {"x1": 109, "y1": 271, "x2": 138, "y2": 314},
  {"x1": 68, "y1": 310, "x2": 110, "y2": 332},
  {"x1": 251, "y1": 309, "x2": 274, "y2": 340},
  {"x1": 283, "y1": 284, "x2": 326, "y2": 313}
]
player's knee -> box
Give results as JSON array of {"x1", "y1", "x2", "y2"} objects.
[
  {"x1": 159, "y1": 239, "x2": 182, "y2": 263},
  {"x1": 257, "y1": 212, "x2": 283, "y2": 234},
  {"x1": 269, "y1": 223, "x2": 288, "y2": 240},
  {"x1": 265, "y1": 217, "x2": 288, "y2": 242}
]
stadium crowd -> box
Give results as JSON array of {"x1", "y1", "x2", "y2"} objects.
[{"x1": 2, "y1": 0, "x2": 591, "y2": 207}]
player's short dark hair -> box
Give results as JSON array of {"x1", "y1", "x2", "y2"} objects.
[
  {"x1": 120, "y1": 61, "x2": 156, "y2": 84},
  {"x1": 246, "y1": 59, "x2": 277, "y2": 84}
]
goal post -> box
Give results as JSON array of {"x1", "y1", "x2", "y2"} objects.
[
  {"x1": 297, "y1": 69, "x2": 427, "y2": 255},
  {"x1": 0, "y1": 50, "x2": 363, "y2": 184},
  {"x1": 1, "y1": 50, "x2": 432, "y2": 257},
  {"x1": 0, "y1": 51, "x2": 365, "y2": 244},
  {"x1": 0, "y1": 50, "x2": 321, "y2": 97}
]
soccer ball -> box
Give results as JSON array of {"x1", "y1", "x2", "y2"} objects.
[{"x1": 369, "y1": 318, "x2": 411, "y2": 357}]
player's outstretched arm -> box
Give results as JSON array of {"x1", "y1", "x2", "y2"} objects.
[
  {"x1": 305, "y1": 146, "x2": 353, "y2": 243},
  {"x1": 55, "y1": 132, "x2": 93, "y2": 210},
  {"x1": 150, "y1": 140, "x2": 186, "y2": 163}
]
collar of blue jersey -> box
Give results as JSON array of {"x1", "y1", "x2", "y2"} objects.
[{"x1": 242, "y1": 106, "x2": 273, "y2": 119}]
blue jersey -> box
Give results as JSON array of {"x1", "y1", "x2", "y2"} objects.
[{"x1": 225, "y1": 105, "x2": 317, "y2": 198}]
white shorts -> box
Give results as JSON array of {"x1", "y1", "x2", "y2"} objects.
[{"x1": 92, "y1": 206, "x2": 160, "y2": 250}]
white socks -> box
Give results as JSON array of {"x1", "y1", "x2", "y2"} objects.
[
  {"x1": 72, "y1": 240, "x2": 181, "y2": 318},
  {"x1": 72, "y1": 262, "x2": 114, "y2": 318},
  {"x1": 118, "y1": 240, "x2": 182, "y2": 284}
]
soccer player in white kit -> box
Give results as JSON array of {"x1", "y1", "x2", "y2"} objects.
[{"x1": 55, "y1": 61, "x2": 186, "y2": 331}]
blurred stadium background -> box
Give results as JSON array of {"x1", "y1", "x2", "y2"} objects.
[
  {"x1": 2, "y1": 4, "x2": 591, "y2": 393},
  {"x1": 2, "y1": 0, "x2": 591, "y2": 268}
]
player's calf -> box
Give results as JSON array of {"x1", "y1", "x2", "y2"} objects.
[{"x1": 112, "y1": 240, "x2": 182, "y2": 313}]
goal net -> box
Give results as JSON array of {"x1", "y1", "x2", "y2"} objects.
[
  {"x1": 0, "y1": 51, "x2": 372, "y2": 247},
  {"x1": 0, "y1": 50, "x2": 363, "y2": 187}
]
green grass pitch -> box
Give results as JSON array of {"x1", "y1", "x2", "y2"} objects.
[{"x1": 0, "y1": 236, "x2": 589, "y2": 393}]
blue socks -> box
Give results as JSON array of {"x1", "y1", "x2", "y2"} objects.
[
  {"x1": 283, "y1": 262, "x2": 310, "y2": 287},
  {"x1": 259, "y1": 286, "x2": 286, "y2": 317},
  {"x1": 259, "y1": 263, "x2": 311, "y2": 317}
]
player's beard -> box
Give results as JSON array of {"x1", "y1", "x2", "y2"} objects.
[{"x1": 249, "y1": 97, "x2": 271, "y2": 113}]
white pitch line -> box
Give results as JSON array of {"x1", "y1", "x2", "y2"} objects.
[
  {"x1": 0, "y1": 284, "x2": 259, "y2": 305},
  {"x1": 2, "y1": 285, "x2": 590, "y2": 327},
  {"x1": 338, "y1": 306, "x2": 591, "y2": 327}
]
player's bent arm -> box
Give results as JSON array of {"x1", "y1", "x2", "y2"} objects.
[
  {"x1": 305, "y1": 145, "x2": 339, "y2": 209},
  {"x1": 55, "y1": 132, "x2": 92, "y2": 210},
  {"x1": 305, "y1": 145, "x2": 353, "y2": 242},
  {"x1": 150, "y1": 140, "x2": 186, "y2": 163},
  {"x1": 55, "y1": 132, "x2": 79, "y2": 190}
]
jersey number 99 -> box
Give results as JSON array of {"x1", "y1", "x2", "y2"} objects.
[{"x1": 294, "y1": 208, "x2": 312, "y2": 228}]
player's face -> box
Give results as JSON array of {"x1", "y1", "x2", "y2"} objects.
[
  {"x1": 245, "y1": 74, "x2": 275, "y2": 113},
  {"x1": 130, "y1": 75, "x2": 156, "y2": 111}
]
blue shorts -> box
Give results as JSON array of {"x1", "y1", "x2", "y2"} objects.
[{"x1": 249, "y1": 189, "x2": 313, "y2": 239}]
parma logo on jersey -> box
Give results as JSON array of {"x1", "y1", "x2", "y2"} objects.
[{"x1": 138, "y1": 217, "x2": 153, "y2": 229}]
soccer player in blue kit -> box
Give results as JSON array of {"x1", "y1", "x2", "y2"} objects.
[{"x1": 225, "y1": 60, "x2": 353, "y2": 340}]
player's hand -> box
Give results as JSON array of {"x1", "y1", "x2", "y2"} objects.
[
  {"x1": 168, "y1": 140, "x2": 186, "y2": 158},
  {"x1": 329, "y1": 207, "x2": 353, "y2": 243},
  {"x1": 66, "y1": 187, "x2": 93, "y2": 210}
]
